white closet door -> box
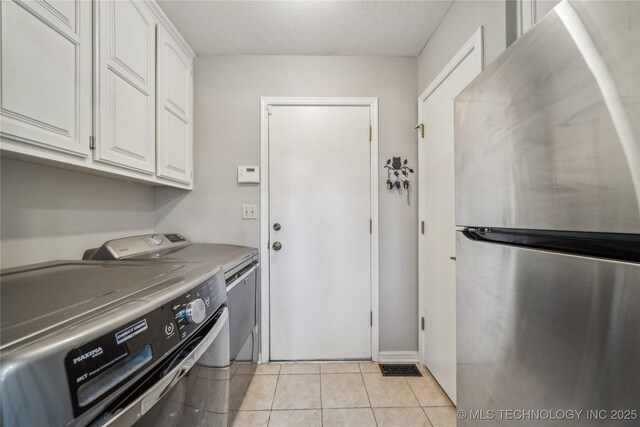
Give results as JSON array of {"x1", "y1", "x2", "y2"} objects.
[
  {"x1": 0, "y1": 0, "x2": 92, "y2": 156},
  {"x1": 95, "y1": 0, "x2": 156, "y2": 173},
  {"x1": 418, "y1": 29, "x2": 482, "y2": 405},
  {"x1": 156, "y1": 26, "x2": 193, "y2": 184}
]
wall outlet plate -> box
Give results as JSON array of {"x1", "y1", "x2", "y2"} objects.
[{"x1": 242, "y1": 204, "x2": 258, "y2": 219}]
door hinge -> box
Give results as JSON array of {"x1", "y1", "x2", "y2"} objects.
[
  {"x1": 415, "y1": 123, "x2": 424, "y2": 138},
  {"x1": 370, "y1": 311, "x2": 373, "y2": 326},
  {"x1": 370, "y1": 219, "x2": 373, "y2": 234},
  {"x1": 421, "y1": 316, "x2": 425, "y2": 330},
  {"x1": 89, "y1": 136, "x2": 95, "y2": 150},
  {"x1": 421, "y1": 220, "x2": 425, "y2": 234},
  {"x1": 369, "y1": 126, "x2": 372, "y2": 142}
]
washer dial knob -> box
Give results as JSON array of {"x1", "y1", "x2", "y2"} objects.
[
  {"x1": 184, "y1": 299, "x2": 206, "y2": 324},
  {"x1": 150, "y1": 234, "x2": 164, "y2": 245}
]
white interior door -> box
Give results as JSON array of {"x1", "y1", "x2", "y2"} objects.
[
  {"x1": 418, "y1": 29, "x2": 483, "y2": 404},
  {"x1": 269, "y1": 104, "x2": 372, "y2": 361}
]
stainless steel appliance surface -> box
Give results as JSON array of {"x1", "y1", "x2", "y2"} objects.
[
  {"x1": 1, "y1": 260, "x2": 230, "y2": 427},
  {"x1": 455, "y1": 0, "x2": 640, "y2": 234},
  {"x1": 455, "y1": 1, "x2": 640, "y2": 425},
  {"x1": 84, "y1": 234, "x2": 260, "y2": 421},
  {"x1": 83, "y1": 234, "x2": 260, "y2": 362}
]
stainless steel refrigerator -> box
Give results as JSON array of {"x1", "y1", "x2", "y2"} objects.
[{"x1": 455, "y1": 1, "x2": 639, "y2": 425}]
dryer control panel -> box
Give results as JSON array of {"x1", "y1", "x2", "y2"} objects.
[{"x1": 83, "y1": 234, "x2": 191, "y2": 260}]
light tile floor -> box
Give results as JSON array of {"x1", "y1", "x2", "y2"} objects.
[{"x1": 229, "y1": 362, "x2": 456, "y2": 427}]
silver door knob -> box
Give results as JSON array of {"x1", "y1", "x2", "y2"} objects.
[
  {"x1": 272, "y1": 242, "x2": 282, "y2": 251},
  {"x1": 273, "y1": 223, "x2": 281, "y2": 231}
]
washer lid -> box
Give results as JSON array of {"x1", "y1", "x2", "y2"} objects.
[
  {"x1": 84, "y1": 235, "x2": 258, "y2": 274},
  {"x1": 0, "y1": 261, "x2": 194, "y2": 349}
]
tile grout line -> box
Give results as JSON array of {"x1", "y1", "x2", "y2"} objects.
[
  {"x1": 404, "y1": 373, "x2": 422, "y2": 408},
  {"x1": 267, "y1": 362, "x2": 283, "y2": 425},
  {"x1": 360, "y1": 363, "x2": 379, "y2": 427},
  {"x1": 270, "y1": 371, "x2": 281, "y2": 412},
  {"x1": 319, "y1": 368, "x2": 324, "y2": 427},
  {"x1": 423, "y1": 406, "x2": 436, "y2": 427},
  {"x1": 421, "y1": 363, "x2": 456, "y2": 408}
]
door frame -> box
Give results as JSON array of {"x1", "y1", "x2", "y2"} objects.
[
  {"x1": 417, "y1": 28, "x2": 483, "y2": 366},
  {"x1": 260, "y1": 97, "x2": 379, "y2": 363}
]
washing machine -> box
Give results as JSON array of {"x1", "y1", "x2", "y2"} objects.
[
  {"x1": 83, "y1": 233, "x2": 260, "y2": 418},
  {"x1": 1, "y1": 259, "x2": 230, "y2": 427}
]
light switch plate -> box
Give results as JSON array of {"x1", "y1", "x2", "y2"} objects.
[{"x1": 242, "y1": 204, "x2": 258, "y2": 219}]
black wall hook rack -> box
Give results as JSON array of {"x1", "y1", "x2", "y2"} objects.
[{"x1": 384, "y1": 157, "x2": 414, "y2": 204}]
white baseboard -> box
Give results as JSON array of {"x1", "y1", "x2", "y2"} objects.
[{"x1": 378, "y1": 351, "x2": 419, "y2": 363}]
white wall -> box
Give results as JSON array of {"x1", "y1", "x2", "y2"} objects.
[
  {"x1": 0, "y1": 158, "x2": 154, "y2": 268},
  {"x1": 418, "y1": 0, "x2": 507, "y2": 91},
  {"x1": 155, "y1": 55, "x2": 419, "y2": 352},
  {"x1": 417, "y1": 0, "x2": 561, "y2": 92},
  {"x1": 534, "y1": 0, "x2": 560, "y2": 21}
]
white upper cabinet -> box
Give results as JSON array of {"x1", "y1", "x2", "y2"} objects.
[
  {"x1": 0, "y1": 0, "x2": 194, "y2": 188},
  {"x1": 0, "y1": 0, "x2": 92, "y2": 157},
  {"x1": 94, "y1": 0, "x2": 156, "y2": 174},
  {"x1": 156, "y1": 26, "x2": 193, "y2": 184}
]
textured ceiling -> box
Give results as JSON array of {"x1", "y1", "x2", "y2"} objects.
[{"x1": 157, "y1": 0, "x2": 454, "y2": 56}]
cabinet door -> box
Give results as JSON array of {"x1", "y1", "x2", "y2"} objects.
[
  {"x1": 0, "y1": 0, "x2": 92, "y2": 156},
  {"x1": 95, "y1": 0, "x2": 156, "y2": 173},
  {"x1": 156, "y1": 26, "x2": 193, "y2": 184}
]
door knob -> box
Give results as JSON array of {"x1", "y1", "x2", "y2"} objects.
[
  {"x1": 272, "y1": 242, "x2": 282, "y2": 251},
  {"x1": 273, "y1": 223, "x2": 281, "y2": 231}
]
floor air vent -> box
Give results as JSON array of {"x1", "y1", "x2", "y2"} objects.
[{"x1": 379, "y1": 364, "x2": 422, "y2": 377}]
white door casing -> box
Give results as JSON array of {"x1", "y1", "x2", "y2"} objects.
[
  {"x1": 156, "y1": 25, "x2": 193, "y2": 184},
  {"x1": 516, "y1": 0, "x2": 561, "y2": 38},
  {"x1": 418, "y1": 27, "x2": 483, "y2": 405},
  {"x1": 94, "y1": 0, "x2": 156, "y2": 174},
  {"x1": 261, "y1": 98, "x2": 379, "y2": 362},
  {"x1": 0, "y1": 0, "x2": 92, "y2": 157}
]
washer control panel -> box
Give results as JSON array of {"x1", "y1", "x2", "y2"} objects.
[
  {"x1": 164, "y1": 233, "x2": 187, "y2": 243},
  {"x1": 171, "y1": 272, "x2": 226, "y2": 339},
  {"x1": 65, "y1": 270, "x2": 227, "y2": 416}
]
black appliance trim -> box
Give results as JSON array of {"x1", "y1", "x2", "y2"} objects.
[
  {"x1": 225, "y1": 260, "x2": 258, "y2": 285},
  {"x1": 464, "y1": 228, "x2": 640, "y2": 263}
]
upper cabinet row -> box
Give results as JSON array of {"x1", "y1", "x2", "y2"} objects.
[{"x1": 0, "y1": 0, "x2": 194, "y2": 188}]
